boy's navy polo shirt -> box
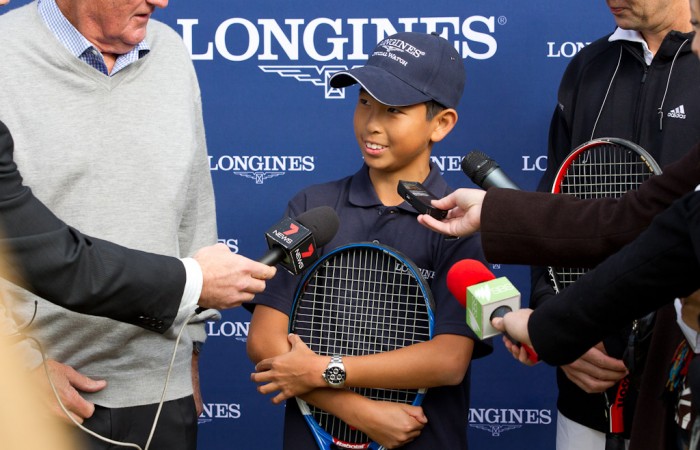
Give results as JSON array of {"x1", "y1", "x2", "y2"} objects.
[{"x1": 252, "y1": 163, "x2": 491, "y2": 450}]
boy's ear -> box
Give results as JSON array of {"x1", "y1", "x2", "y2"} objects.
[{"x1": 430, "y1": 108, "x2": 458, "y2": 143}]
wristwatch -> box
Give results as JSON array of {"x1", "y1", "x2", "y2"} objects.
[{"x1": 322, "y1": 355, "x2": 346, "y2": 388}]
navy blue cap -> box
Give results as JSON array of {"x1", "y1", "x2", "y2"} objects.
[{"x1": 330, "y1": 32, "x2": 466, "y2": 109}]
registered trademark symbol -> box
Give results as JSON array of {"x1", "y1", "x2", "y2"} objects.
[{"x1": 498, "y1": 16, "x2": 507, "y2": 26}]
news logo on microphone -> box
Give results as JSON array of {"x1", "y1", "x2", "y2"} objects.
[
  {"x1": 264, "y1": 217, "x2": 317, "y2": 275},
  {"x1": 466, "y1": 277, "x2": 521, "y2": 340}
]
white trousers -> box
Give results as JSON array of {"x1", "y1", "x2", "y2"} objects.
[{"x1": 556, "y1": 411, "x2": 629, "y2": 450}]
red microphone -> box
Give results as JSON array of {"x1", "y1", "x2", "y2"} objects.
[
  {"x1": 447, "y1": 259, "x2": 538, "y2": 362},
  {"x1": 447, "y1": 259, "x2": 496, "y2": 308}
]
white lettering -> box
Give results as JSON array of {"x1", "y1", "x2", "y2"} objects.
[
  {"x1": 217, "y1": 238, "x2": 240, "y2": 253},
  {"x1": 200, "y1": 403, "x2": 242, "y2": 419},
  {"x1": 209, "y1": 155, "x2": 316, "y2": 171},
  {"x1": 461, "y1": 16, "x2": 497, "y2": 60},
  {"x1": 178, "y1": 16, "x2": 500, "y2": 62},
  {"x1": 468, "y1": 408, "x2": 552, "y2": 425},
  {"x1": 207, "y1": 321, "x2": 250, "y2": 337},
  {"x1": 430, "y1": 155, "x2": 463, "y2": 172},
  {"x1": 522, "y1": 155, "x2": 548, "y2": 172},
  {"x1": 546, "y1": 41, "x2": 589, "y2": 58}
]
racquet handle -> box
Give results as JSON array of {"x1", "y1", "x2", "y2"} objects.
[{"x1": 491, "y1": 306, "x2": 539, "y2": 363}]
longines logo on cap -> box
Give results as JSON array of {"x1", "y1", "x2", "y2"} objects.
[
  {"x1": 372, "y1": 38, "x2": 425, "y2": 67},
  {"x1": 178, "y1": 15, "x2": 505, "y2": 99}
]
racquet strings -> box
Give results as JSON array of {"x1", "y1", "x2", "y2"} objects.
[
  {"x1": 554, "y1": 142, "x2": 659, "y2": 288},
  {"x1": 291, "y1": 246, "x2": 431, "y2": 444}
]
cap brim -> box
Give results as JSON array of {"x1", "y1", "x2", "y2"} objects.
[{"x1": 329, "y1": 65, "x2": 432, "y2": 107}]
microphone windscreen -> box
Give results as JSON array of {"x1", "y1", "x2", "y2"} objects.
[
  {"x1": 446, "y1": 259, "x2": 496, "y2": 307},
  {"x1": 295, "y1": 206, "x2": 339, "y2": 247},
  {"x1": 461, "y1": 151, "x2": 497, "y2": 186}
]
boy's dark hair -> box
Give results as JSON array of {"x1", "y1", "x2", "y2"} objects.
[{"x1": 425, "y1": 100, "x2": 446, "y2": 120}]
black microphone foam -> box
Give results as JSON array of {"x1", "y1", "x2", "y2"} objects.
[
  {"x1": 461, "y1": 150, "x2": 520, "y2": 190},
  {"x1": 294, "y1": 206, "x2": 339, "y2": 247},
  {"x1": 260, "y1": 206, "x2": 339, "y2": 274}
]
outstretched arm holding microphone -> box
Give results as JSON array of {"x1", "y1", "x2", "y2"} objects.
[
  {"x1": 0, "y1": 119, "x2": 276, "y2": 331},
  {"x1": 418, "y1": 141, "x2": 700, "y2": 267},
  {"x1": 490, "y1": 188, "x2": 700, "y2": 366}
]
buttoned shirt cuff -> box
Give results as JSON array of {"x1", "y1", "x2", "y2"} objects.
[
  {"x1": 179, "y1": 257, "x2": 203, "y2": 315},
  {"x1": 675, "y1": 298, "x2": 700, "y2": 354}
]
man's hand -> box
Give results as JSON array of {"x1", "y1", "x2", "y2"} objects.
[
  {"x1": 34, "y1": 360, "x2": 107, "y2": 424},
  {"x1": 680, "y1": 289, "x2": 700, "y2": 332},
  {"x1": 417, "y1": 188, "x2": 485, "y2": 237},
  {"x1": 251, "y1": 334, "x2": 325, "y2": 404},
  {"x1": 492, "y1": 309, "x2": 539, "y2": 365},
  {"x1": 194, "y1": 243, "x2": 276, "y2": 310},
  {"x1": 560, "y1": 343, "x2": 628, "y2": 393}
]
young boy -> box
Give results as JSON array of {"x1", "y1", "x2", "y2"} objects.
[{"x1": 247, "y1": 32, "x2": 490, "y2": 449}]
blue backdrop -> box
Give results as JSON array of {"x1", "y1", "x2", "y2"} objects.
[{"x1": 4, "y1": 1, "x2": 614, "y2": 448}]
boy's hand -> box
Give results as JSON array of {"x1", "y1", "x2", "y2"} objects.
[
  {"x1": 356, "y1": 401, "x2": 427, "y2": 449},
  {"x1": 251, "y1": 334, "x2": 325, "y2": 403}
]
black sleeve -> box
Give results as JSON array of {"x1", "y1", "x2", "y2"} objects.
[
  {"x1": 529, "y1": 191, "x2": 700, "y2": 366},
  {"x1": 0, "y1": 120, "x2": 184, "y2": 332}
]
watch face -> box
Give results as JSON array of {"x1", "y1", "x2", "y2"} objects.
[{"x1": 324, "y1": 366, "x2": 346, "y2": 385}]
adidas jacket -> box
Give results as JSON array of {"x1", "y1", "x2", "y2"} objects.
[{"x1": 532, "y1": 29, "x2": 700, "y2": 440}]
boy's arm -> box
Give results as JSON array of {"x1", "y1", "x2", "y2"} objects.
[
  {"x1": 300, "y1": 389, "x2": 427, "y2": 448},
  {"x1": 247, "y1": 305, "x2": 428, "y2": 447},
  {"x1": 252, "y1": 333, "x2": 473, "y2": 403},
  {"x1": 247, "y1": 304, "x2": 293, "y2": 362}
]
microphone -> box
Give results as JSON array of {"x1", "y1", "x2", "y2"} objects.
[
  {"x1": 447, "y1": 259, "x2": 538, "y2": 361},
  {"x1": 461, "y1": 150, "x2": 520, "y2": 190},
  {"x1": 260, "y1": 206, "x2": 339, "y2": 275}
]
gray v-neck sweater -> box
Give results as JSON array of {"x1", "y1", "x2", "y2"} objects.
[{"x1": 0, "y1": 3, "x2": 217, "y2": 407}]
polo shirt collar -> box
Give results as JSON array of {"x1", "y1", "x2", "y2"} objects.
[{"x1": 348, "y1": 162, "x2": 449, "y2": 213}]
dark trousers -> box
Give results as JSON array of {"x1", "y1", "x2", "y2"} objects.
[{"x1": 73, "y1": 395, "x2": 198, "y2": 450}]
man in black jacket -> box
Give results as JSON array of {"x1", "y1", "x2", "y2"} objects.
[
  {"x1": 530, "y1": 1, "x2": 700, "y2": 448},
  {"x1": 0, "y1": 119, "x2": 276, "y2": 330}
]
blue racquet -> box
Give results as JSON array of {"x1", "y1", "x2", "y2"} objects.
[{"x1": 289, "y1": 242, "x2": 435, "y2": 450}]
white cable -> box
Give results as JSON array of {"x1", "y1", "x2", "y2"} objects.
[{"x1": 26, "y1": 310, "x2": 196, "y2": 450}]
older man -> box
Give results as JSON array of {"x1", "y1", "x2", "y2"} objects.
[{"x1": 0, "y1": 0, "x2": 230, "y2": 448}]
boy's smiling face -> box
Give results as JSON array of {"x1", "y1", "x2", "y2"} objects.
[{"x1": 353, "y1": 89, "x2": 438, "y2": 177}]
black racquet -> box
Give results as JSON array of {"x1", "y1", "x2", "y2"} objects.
[
  {"x1": 547, "y1": 137, "x2": 662, "y2": 293},
  {"x1": 289, "y1": 242, "x2": 435, "y2": 450}
]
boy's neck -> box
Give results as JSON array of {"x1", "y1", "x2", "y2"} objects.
[{"x1": 369, "y1": 165, "x2": 431, "y2": 207}]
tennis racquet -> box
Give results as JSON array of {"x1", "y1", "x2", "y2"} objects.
[
  {"x1": 289, "y1": 242, "x2": 435, "y2": 450},
  {"x1": 547, "y1": 137, "x2": 662, "y2": 293}
]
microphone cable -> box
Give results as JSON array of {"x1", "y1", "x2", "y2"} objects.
[{"x1": 13, "y1": 309, "x2": 196, "y2": 450}]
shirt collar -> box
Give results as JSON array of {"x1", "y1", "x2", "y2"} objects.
[
  {"x1": 348, "y1": 162, "x2": 449, "y2": 213},
  {"x1": 608, "y1": 27, "x2": 653, "y2": 65},
  {"x1": 38, "y1": 0, "x2": 150, "y2": 76}
]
